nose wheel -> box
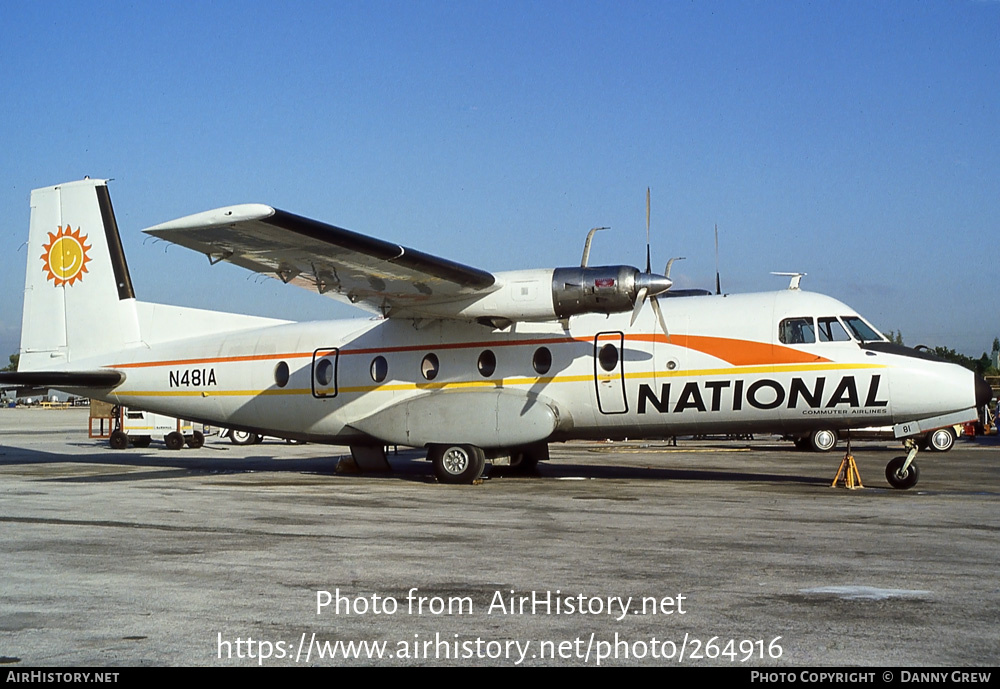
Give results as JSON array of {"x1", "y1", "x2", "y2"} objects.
[{"x1": 885, "y1": 439, "x2": 920, "y2": 490}]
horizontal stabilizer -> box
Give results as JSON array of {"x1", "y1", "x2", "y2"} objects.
[{"x1": 0, "y1": 370, "x2": 125, "y2": 389}]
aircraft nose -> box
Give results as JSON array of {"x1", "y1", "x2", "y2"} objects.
[{"x1": 975, "y1": 374, "x2": 993, "y2": 408}]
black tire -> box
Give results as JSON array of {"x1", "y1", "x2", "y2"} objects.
[
  {"x1": 186, "y1": 430, "x2": 205, "y2": 449},
  {"x1": 109, "y1": 430, "x2": 129, "y2": 450},
  {"x1": 809, "y1": 429, "x2": 838, "y2": 452},
  {"x1": 165, "y1": 431, "x2": 185, "y2": 451},
  {"x1": 429, "y1": 444, "x2": 486, "y2": 484},
  {"x1": 130, "y1": 435, "x2": 151, "y2": 448},
  {"x1": 926, "y1": 428, "x2": 955, "y2": 453},
  {"x1": 885, "y1": 456, "x2": 919, "y2": 489},
  {"x1": 508, "y1": 442, "x2": 547, "y2": 475},
  {"x1": 509, "y1": 451, "x2": 540, "y2": 474},
  {"x1": 492, "y1": 450, "x2": 539, "y2": 477},
  {"x1": 229, "y1": 430, "x2": 257, "y2": 446}
]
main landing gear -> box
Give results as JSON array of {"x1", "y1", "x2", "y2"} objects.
[
  {"x1": 885, "y1": 438, "x2": 920, "y2": 490},
  {"x1": 429, "y1": 444, "x2": 486, "y2": 484},
  {"x1": 427, "y1": 443, "x2": 548, "y2": 484},
  {"x1": 793, "y1": 429, "x2": 838, "y2": 452}
]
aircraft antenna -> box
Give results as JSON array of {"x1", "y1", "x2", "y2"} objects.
[
  {"x1": 645, "y1": 187, "x2": 651, "y2": 273},
  {"x1": 714, "y1": 223, "x2": 721, "y2": 295}
]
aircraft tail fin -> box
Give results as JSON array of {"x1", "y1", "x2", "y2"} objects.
[{"x1": 18, "y1": 178, "x2": 141, "y2": 370}]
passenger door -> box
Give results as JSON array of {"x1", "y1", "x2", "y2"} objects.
[{"x1": 594, "y1": 331, "x2": 627, "y2": 414}]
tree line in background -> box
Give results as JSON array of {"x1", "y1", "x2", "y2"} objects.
[{"x1": 885, "y1": 333, "x2": 1000, "y2": 377}]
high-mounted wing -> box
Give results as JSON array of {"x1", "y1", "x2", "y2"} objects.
[{"x1": 144, "y1": 205, "x2": 498, "y2": 317}]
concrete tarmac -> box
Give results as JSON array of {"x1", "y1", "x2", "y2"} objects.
[{"x1": 1, "y1": 407, "x2": 997, "y2": 667}]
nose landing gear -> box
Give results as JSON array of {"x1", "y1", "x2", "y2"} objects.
[{"x1": 885, "y1": 438, "x2": 920, "y2": 490}]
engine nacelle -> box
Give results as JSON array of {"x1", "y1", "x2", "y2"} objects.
[
  {"x1": 551, "y1": 266, "x2": 644, "y2": 318},
  {"x1": 409, "y1": 266, "x2": 672, "y2": 325}
]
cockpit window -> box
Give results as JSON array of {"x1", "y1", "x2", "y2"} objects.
[
  {"x1": 781, "y1": 315, "x2": 885, "y2": 345},
  {"x1": 842, "y1": 316, "x2": 883, "y2": 343},
  {"x1": 817, "y1": 317, "x2": 851, "y2": 342},
  {"x1": 779, "y1": 317, "x2": 816, "y2": 344}
]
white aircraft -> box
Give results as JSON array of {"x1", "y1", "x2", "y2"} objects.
[{"x1": 2, "y1": 178, "x2": 991, "y2": 487}]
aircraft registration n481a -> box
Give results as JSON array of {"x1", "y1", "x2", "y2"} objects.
[{"x1": 3, "y1": 179, "x2": 991, "y2": 486}]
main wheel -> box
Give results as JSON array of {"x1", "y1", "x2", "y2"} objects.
[
  {"x1": 793, "y1": 437, "x2": 811, "y2": 451},
  {"x1": 229, "y1": 430, "x2": 257, "y2": 446},
  {"x1": 164, "y1": 431, "x2": 185, "y2": 451},
  {"x1": 885, "y1": 456, "x2": 920, "y2": 489},
  {"x1": 429, "y1": 444, "x2": 486, "y2": 484},
  {"x1": 809, "y1": 429, "x2": 838, "y2": 452},
  {"x1": 509, "y1": 451, "x2": 540, "y2": 474},
  {"x1": 109, "y1": 430, "x2": 129, "y2": 450},
  {"x1": 926, "y1": 428, "x2": 955, "y2": 453},
  {"x1": 186, "y1": 430, "x2": 205, "y2": 449},
  {"x1": 507, "y1": 442, "x2": 547, "y2": 475}
]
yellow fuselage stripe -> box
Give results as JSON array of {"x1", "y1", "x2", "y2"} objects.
[{"x1": 115, "y1": 362, "x2": 886, "y2": 398}]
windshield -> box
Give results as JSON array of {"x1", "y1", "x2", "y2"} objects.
[{"x1": 842, "y1": 316, "x2": 884, "y2": 343}]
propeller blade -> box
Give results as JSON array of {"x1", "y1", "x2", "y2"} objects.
[
  {"x1": 630, "y1": 286, "x2": 648, "y2": 326},
  {"x1": 650, "y1": 295, "x2": 669, "y2": 340}
]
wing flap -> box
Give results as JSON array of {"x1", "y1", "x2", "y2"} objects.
[{"x1": 145, "y1": 206, "x2": 497, "y2": 316}]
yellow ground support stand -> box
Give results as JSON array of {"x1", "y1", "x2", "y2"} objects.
[{"x1": 831, "y1": 438, "x2": 864, "y2": 489}]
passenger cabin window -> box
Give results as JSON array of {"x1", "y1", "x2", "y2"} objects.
[
  {"x1": 315, "y1": 358, "x2": 335, "y2": 385},
  {"x1": 779, "y1": 318, "x2": 815, "y2": 344},
  {"x1": 532, "y1": 347, "x2": 552, "y2": 375},
  {"x1": 421, "y1": 353, "x2": 439, "y2": 381},
  {"x1": 370, "y1": 356, "x2": 388, "y2": 383},
  {"x1": 817, "y1": 317, "x2": 851, "y2": 342},
  {"x1": 477, "y1": 350, "x2": 496, "y2": 378},
  {"x1": 274, "y1": 361, "x2": 290, "y2": 388},
  {"x1": 598, "y1": 343, "x2": 620, "y2": 372}
]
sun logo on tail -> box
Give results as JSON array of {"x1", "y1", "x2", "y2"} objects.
[{"x1": 41, "y1": 226, "x2": 92, "y2": 286}]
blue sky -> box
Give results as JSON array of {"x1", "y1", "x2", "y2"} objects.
[{"x1": 1, "y1": 1, "x2": 997, "y2": 359}]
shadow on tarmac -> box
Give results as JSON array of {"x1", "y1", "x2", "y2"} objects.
[{"x1": 0, "y1": 440, "x2": 834, "y2": 487}]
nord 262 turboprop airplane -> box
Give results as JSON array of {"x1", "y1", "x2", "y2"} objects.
[{"x1": 2, "y1": 178, "x2": 991, "y2": 486}]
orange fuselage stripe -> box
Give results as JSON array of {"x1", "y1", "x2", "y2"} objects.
[{"x1": 109, "y1": 332, "x2": 830, "y2": 370}]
